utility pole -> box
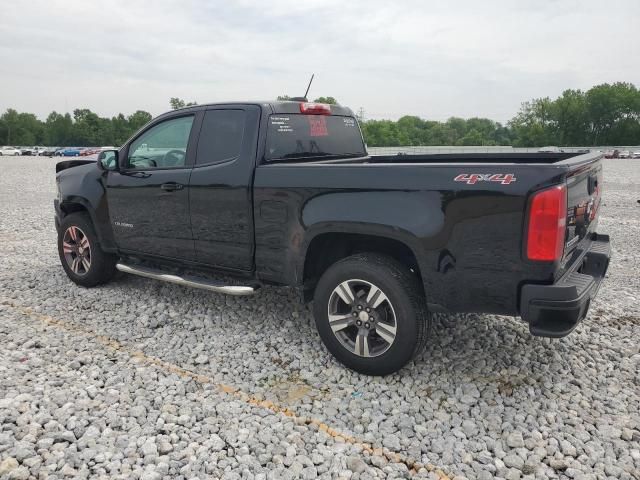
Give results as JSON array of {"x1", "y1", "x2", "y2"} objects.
[{"x1": 357, "y1": 107, "x2": 366, "y2": 123}]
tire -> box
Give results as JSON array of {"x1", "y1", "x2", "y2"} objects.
[
  {"x1": 313, "y1": 253, "x2": 429, "y2": 375},
  {"x1": 58, "y1": 212, "x2": 118, "y2": 287}
]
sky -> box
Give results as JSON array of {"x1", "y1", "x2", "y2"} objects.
[{"x1": 1, "y1": 0, "x2": 639, "y2": 123}]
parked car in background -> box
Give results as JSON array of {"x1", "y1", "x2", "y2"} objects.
[
  {"x1": 39, "y1": 147, "x2": 60, "y2": 157},
  {"x1": 0, "y1": 146, "x2": 22, "y2": 156},
  {"x1": 632, "y1": 151, "x2": 640, "y2": 159},
  {"x1": 619, "y1": 150, "x2": 631, "y2": 159},
  {"x1": 604, "y1": 149, "x2": 619, "y2": 159},
  {"x1": 56, "y1": 147, "x2": 82, "y2": 157},
  {"x1": 80, "y1": 147, "x2": 101, "y2": 156},
  {"x1": 538, "y1": 146, "x2": 563, "y2": 153},
  {"x1": 21, "y1": 147, "x2": 35, "y2": 155}
]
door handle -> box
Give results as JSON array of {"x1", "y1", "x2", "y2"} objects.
[{"x1": 160, "y1": 182, "x2": 184, "y2": 192}]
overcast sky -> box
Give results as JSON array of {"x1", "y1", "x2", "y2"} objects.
[{"x1": 1, "y1": 0, "x2": 638, "y2": 123}]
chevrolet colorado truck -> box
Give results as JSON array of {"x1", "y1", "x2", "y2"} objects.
[{"x1": 54, "y1": 101, "x2": 611, "y2": 375}]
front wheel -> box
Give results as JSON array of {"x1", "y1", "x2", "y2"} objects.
[
  {"x1": 58, "y1": 213, "x2": 117, "y2": 287},
  {"x1": 313, "y1": 253, "x2": 429, "y2": 375}
]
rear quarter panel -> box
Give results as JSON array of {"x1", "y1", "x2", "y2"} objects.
[{"x1": 253, "y1": 162, "x2": 568, "y2": 314}]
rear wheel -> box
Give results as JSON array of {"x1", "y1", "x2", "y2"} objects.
[
  {"x1": 313, "y1": 253, "x2": 429, "y2": 375},
  {"x1": 58, "y1": 213, "x2": 117, "y2": 287}
]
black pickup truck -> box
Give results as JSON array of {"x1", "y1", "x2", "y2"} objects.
[{"x1": 54, "y1": 101, "x2": 610, "y2": 375}]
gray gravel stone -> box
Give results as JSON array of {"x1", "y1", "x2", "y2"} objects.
[
  {"x1": 7, "y1": 466, "x2": 30, "y2": 480},
  {"x1": 503, "y1": 453, "x2": 524, "y2": 470},
  {"x1": 506, "y1": 432, "x2": 524, "y2": 449},
  {"x1": 346, "y1": 456, "x2": 367, "y2": 473},
  {"x1": 0, "y1": 457, "x2": 18, "y2": 476}
]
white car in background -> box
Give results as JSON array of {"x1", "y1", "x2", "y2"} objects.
[
  {"x1": 0, "y1": 146, "x2": 22, "y2": 156},
  {"x1": 618, "y1": 150, "x2": 631, "y2": 158},
  {"x1": 538, "y1": 146, "x2": 563, "y2": 153},
  {"x1": 632, "y1": 151, "x2": 640, "y2": 159}
]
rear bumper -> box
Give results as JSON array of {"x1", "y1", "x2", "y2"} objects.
[{"x1": 520, "y1": 234, "x2": 610, "y2": 338}]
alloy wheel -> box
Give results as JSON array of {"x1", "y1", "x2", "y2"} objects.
[
  {"x1": 327, "y1": 279, "x2": 398, "y2": 357},
  {"x1": 62, "y1": 226, "x2": 92, "y2": 276}
]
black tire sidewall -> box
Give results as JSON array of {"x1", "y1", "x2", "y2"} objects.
[
  {"x1": 57, "y1": 213, "x2": 115, "y2": 287},
  {"x1": 313, "y1": 255, "x2": 422, "y2": 375}
]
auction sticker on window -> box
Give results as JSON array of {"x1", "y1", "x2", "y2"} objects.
[
  {"x1": 270, "y1": 116, "x2": 293, "y2": 133},
  {"x1": 308, "y1": 116, "x2": 328, "y2": 137}
]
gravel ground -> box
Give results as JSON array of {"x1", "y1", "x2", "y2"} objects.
[{"x1": 0, "y1": 156, "x2": 638, "y2": 480}]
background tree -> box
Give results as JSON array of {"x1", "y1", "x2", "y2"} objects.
[
  {"x1": 276, "y1": 95, "x2": 338, "y2": 104},
  {"x1": 510, "y1": 82, "x2": 640, "y2": 146},
  {"x1": 44, "y1": 112, "x2": 73, "y2": 146},
  {"x1": 313, "y1": 96, "x2": 337, "y2": 105},
  {"x1": 169, "y1": 97, "x2": 197, "y2": 110}
]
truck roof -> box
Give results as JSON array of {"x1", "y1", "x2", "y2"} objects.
[{"x1": 167, "y1": 101, "x2": 355, "y2": 117}]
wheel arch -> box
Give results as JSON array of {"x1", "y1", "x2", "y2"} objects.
[
  {"x1": 300, "y1": 229, "x2": 425, "y2": 302},
  {"x1": 58, "y1": 196, "x2": 116, "y2": 251}
]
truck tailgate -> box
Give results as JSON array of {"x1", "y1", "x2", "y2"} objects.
[{"x1": 564, "y1": 157, "x2": 603, "y2": 260}]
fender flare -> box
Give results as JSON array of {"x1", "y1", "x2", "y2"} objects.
[{"x1": 59, "y1": 195, "x2": 117, "y2": 251}]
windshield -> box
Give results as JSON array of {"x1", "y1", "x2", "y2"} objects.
[{"x1": 265, "y1": 114, "x2": 366, "y2": 161}]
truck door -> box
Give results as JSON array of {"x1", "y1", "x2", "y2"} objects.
[
  {"x1": 106, "y1": 113, "x2": 199, "y2": 260},
  {"x1": 189, "y1": 105, "x2": 260, "y2": 271}
]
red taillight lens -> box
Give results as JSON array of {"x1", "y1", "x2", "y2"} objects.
[
  {"x1": 526, "y1": 184, "x2": 567, "y2": 261},
  {"x1": 299, "y1": 102, "x2": 331, "y2": 115}
]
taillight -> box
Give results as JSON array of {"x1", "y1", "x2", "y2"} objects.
[
  {"x1": 299, "y1": 102, "x2": 331, "y2": 115},
  {"x1": 526, "y1": 184, "x2": 567, "y2": 261}
]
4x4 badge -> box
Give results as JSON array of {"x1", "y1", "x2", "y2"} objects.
[{"x1": 454, "y1": 173, "x2": 516, "y2": 185}]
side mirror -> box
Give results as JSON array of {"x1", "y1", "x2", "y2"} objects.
[{"x1": 97, "y1": 150, "x2": 119, "y2": 171}]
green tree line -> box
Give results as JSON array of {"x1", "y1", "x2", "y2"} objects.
[
  {"x1": 1, "y1": 83, "x2": 638, "y2": 147},
  {"x1": 0, "y1": 109, "x2": 152, "y2": 147}
]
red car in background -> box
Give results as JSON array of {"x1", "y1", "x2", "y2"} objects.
[
  {"x1": 604, "y1": 149, "x2": 620, "y2": 159},
  {"x1": 79, "y1": 148, "x2": 98, "y2": 156}
]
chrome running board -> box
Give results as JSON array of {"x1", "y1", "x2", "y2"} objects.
[{"x1": 116, "y1": 263, "x2": 257, "y2": 296}]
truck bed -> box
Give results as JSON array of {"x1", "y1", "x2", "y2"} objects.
[{"x1": 254, "y1": 150, "x2": 603, "y2": 317}]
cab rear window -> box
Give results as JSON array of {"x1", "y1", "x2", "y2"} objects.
[{"x1": 265, "y1": 114, "x2": 366, "y2": 161}]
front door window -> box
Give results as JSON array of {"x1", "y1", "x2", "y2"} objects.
[{"x1": 128, "y1": 115, "x2": 194, "y2": 169}]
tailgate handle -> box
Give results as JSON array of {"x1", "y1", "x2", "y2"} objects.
[{"x1": 161, "y1": 182, "x2": 184, "y2": 192}]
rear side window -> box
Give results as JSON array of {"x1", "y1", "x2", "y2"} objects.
[
  {"x1": 196, "y1": 110, "x2": 246, "y2": 165},
  {"x1": 265, "y1": 114, "x2": 366, "y2": 161}
]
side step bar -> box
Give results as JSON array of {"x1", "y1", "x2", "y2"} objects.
[{"x1": 116, "y1": 263, "x2": 257, "y2": 296}]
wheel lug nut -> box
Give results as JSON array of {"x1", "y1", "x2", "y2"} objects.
[
  {"x1": 357, "y1": 305, "x2": 362, "y2": 310},
  {"x1": 352, "y1": 312, "x2": 357, "y2": 317},
  {"x1": 356, "y1": 320, "x2": 362, "y2": 326},
  {"x1": 364, "y1": 323, "x2": 370, "y2": 329},
  {"x1": 369, "y1": 317, "x2": 374, "y2": 322},
  {"x1": 366, "y1": 308, "x2": 370, "y2": 313}
]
